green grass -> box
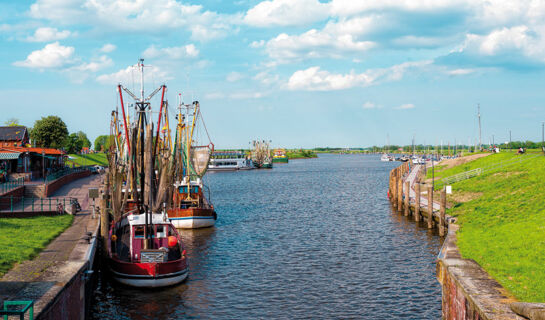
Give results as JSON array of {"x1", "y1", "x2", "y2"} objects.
[
  {"x1": 0, "y1": 215, "x2": 74, "y2": 277},
  {"x1": 66, "y1": 153, "x2": 108, "y2": 167},
  {"x1": 440, "y1": 152, "x2": 545, "y2": 301},
  {"x1": 286, "y1": 149, "x2": 317, "y2": 159}
]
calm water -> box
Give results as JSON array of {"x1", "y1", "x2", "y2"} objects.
[{"x1": 90, "y1": 154, "x2": 442, "y2": 319}]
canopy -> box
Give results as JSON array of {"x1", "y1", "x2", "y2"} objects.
[{"x1": 0, "y1": 152, "x2": 21, "y2": 160}]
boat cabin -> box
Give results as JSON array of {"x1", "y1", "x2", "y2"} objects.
[{"x1": 110, "y1": 213, "x2": 182, "y2": 263}]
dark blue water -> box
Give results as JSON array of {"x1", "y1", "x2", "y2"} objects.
[{"x1": 91, "y1": 154, "x2": 442, "y2": 319}]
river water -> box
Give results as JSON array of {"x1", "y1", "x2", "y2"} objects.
[{"x1": 90, "y1": 154, "x2": 442, "y2": 319}]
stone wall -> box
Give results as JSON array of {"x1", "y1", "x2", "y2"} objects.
[
  {"x1": 436, "y1": 225, "x2": 524, "y2": 320},
  {"x1": 45, "y1": 171, "x2": 91, "y2": 197}
]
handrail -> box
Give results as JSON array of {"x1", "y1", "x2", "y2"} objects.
[
  {"x1": 0, "y1": 177, "x2": 25, "y2": 195},
  {"x1": 0, "y1": 196, "x2": 78, "y2": 213}
]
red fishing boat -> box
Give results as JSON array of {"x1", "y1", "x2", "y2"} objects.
[{"x1": 106, "y1": 59, "x2": 189, "y2": 287}]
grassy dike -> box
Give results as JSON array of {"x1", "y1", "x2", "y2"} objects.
[
  {"x1": 286, "y1": 149, "x2": 317, "y2": 159},
  {"x1": 66, "y1": 153, "x2": 108, "y2": 167},
  {"x1": 0, "y1": 215, "x2": 74, "y2": 277},
  {"x1": 429, "y1": 152, "x2": 545, "y2": 301}
]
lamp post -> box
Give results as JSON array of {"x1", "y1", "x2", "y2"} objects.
[{"x1": 42, "y1": 150, "x2": 45, "y2": 184}]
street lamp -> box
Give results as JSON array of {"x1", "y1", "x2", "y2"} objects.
[{"x1": 42, "y1": 150, "x2": 45, "y2": 184}]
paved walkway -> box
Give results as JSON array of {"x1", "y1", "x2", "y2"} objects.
[
  {"x1": 0, "y1": 174, "x2": 102, "y2": 315},
  {"x1": 404, "y1": 164, "x2": 440, "y2": 211}
]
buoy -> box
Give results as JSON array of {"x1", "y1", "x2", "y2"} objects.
[{"x1": 168, "y1": 236, "x2": 178, "y2": 247}]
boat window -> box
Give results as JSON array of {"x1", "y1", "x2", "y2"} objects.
[
  {"x1": 156, "y1": 225, "x2": 166, "y2": 238},
  {"x1": 134, "y1": 226, "x2": 145, "y2": 238}
]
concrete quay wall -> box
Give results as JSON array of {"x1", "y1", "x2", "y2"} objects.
[
  {"x1": 45, "y1": 171, "x2": 92, "y2": 197},
  {"x1": 437, "y1": 225, "x2": 523, "y2": 320}
]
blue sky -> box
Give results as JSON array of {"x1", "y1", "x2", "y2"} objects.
[{"x1": 1, "y1": 0, "x2": 545, "y2": 148}]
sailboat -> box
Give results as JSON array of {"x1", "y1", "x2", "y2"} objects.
[
  {"x1": 106, "y1": 59, "x2": 189, "y2": 287},
  {"x1": 167, "y1": 98, "x2": 217, "y2": 229}
]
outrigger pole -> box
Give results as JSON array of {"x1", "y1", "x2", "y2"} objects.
[{"x1": 117, "y1": 85, "x2": 130, "y2": 156}]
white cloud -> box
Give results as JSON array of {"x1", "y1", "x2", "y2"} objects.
[
  {"x1": 26, "y1": 27, "x2": 72, "y2": 42},
  {"x1": 14, "y1": 42, "x2": 75, "y2": 69},
  {"x1": 448, "y1": 68, "x2": 475, "y2": 75},
  {"x1": 100, "y1": 44, "x2": 116, "y2": 53},
  {"x1": 250, "y1": 40, "x2": 265, "y2": 48},
  {"x1": 362, "y1": 102, "x2": 382, "y2": 109},
  {"x1": 244, "y1": 0, "x2": 330, "y2": 27},
  {"x1": 204, "y1": 91, "x2": 264, "y2": 100},
  {"x1": 461, "y1": 26, "x2": 532, "y2": 56},
  {"x1": 64, "y1": 55, "x2": 114, "y2": 83},
  {"x1": 29, "y1": 0, "x2": 240, "y2": 41},
  {"x1": 253, "y1": 71, "x2": 280, "y2": 85},
  {"x1": 396, "y1": 103, "x2": 415, "y2": 109},
  {"x1": 96, "y1": 64, "x2": 172, "y2": 85},
  {"x1": 287, "y1": 61, "x2": 432, "y2": 91},
  {"x1": 142, "y1": 44, "x2": 199, "y2": 60},
  {"x1": 226, "y1": 72, "x2": 244, "y2": 82},
  {"x1": 329, "y1": 0, "x2": 469, "y2": 17}
]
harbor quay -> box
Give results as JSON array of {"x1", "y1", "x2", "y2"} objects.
[{"x1": 0, "y1": 173, "x2": 101, "y2": 319}]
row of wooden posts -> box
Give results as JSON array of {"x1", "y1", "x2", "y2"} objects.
[{"x1": 388, "y1": 162, "x2": 448, "y2": 236}]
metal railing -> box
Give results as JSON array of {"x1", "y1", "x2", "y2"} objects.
[
  {"x1": 45, "y1": 166, "x2": 89, "y2": 183},
  {"x1": 0, "y1": 196, "x2": 77, "y2": 213},
  {"x1": 441, "y1": 168, "x2": 483, "y2": 185},
  {"x1": 0, "y1": 300, "x2": 34, "y2": 320},
  {"x1": 0, "y1": 177, "x2": 25, "y2": 195}
]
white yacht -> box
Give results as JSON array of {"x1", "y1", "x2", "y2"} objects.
[{"x1": 208, "y1": 151, "x2": 254, "y2": 171}]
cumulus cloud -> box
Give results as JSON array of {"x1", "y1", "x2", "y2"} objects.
[
  {"x1": 142, "y1": 44, "x2": 199, "y2": 60},
  {"x1": 26, "y1": 27, "x2": 72, "y2": 42},
  {"x1": 14, "y1": 42, "x2": 75, "y2": 69},
  {"x1": 100, "y1": 44, "x2": 116, "y2": 53},
  {"x1": 244, "y1": 0, "x2": 330, "y2": 27},
  {"x1": 287, "y1": 61, "x2": 432, "y2": 91},
  {"x1": 29, "y1": 0, "x2": 240, "y2": 41},
  {"x1": 448, "y1": 68, "x2": 475, "y2": 75},
  {"x1": 96, "y1": 64, "x2": 172, "y2": 85}
]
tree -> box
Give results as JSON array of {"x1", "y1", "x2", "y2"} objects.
[
  {"x1": 31, "y1": 116, "x2": 68, "y2": 149},
  {"x1": 76, "y1": 131, "x2": 91, "y2": 149},
  {"x1": 64, "y1": 133, "x2": 83, "y2": 154},
  {"x1": 4, "y1": 118, "x2": 20, "y2": 126},
  {"x1": 94, "y1": 135, "x2": 112, "y2": 152}
]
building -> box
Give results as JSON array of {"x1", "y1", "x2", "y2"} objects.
[
  {"x1": 0, "y1": 147, "x2": 65, "y2": 180},
  {"x1": 0, "y1": 126, "x2": 29, "y2": 147}
]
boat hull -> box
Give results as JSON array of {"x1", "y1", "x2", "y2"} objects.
[
  {"x1": 168, "y1": 208, "x2": 217, "y2": 229},
  {"x1": 272, "y1": 157, "x2": 288, "y2": 163},
  {"x1": 109, "y1": 258, "x2": 188, "y2": 288}
]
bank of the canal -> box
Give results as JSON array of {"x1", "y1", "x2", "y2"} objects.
[{"x1": 91, "y1": 154, "x2": 443, "y2": 319}]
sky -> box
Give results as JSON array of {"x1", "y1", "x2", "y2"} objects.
[{"x1": 1, "y1": 0, "x2": 545, "y2": 149}]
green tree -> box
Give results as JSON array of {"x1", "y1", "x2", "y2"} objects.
[
  {"x1": 31, "y1": 116, "x2": 68, "y2": 149},
  {"x1": 4, "y1": 118, "x2": 20, "y2": 126},
  {"x1": 76, "y1": 131, "x2": 91, "y2": 149},
  {"x1": 94, "y1": 135, "x2": 111, "y2": 152},
  {"x1": 64, "y1": 133, "x2": 83, "y2": 154}
]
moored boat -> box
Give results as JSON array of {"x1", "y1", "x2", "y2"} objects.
[
  {"x1": 167, "y1": 99, "x2": 217, "y2": 229},
  {"x1": 272, "y1": 148, "x2": 288, "y2": 163},
  {"x1": 208, "y1": 151, "x2": 253, "y2": 171}
]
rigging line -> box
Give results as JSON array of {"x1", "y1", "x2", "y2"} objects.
[{"x1": 198, "y1": 109, "x2": 212, "y2": 143}]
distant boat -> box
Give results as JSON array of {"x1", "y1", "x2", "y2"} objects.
[
  {"x1": 252, "y1": 140, "x2": 273, "y2": 169},
  {"x1": 208, "y1": 151, "x2": 254, "y2": 171},
  {"x1": 381, "y1": 154, "x2": 394, "y2": 162},
  {"x1": 272, "y1": 148, "x2": 288, "y2": 163}
]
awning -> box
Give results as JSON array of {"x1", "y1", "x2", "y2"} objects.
[{"x1": 0, "y1": 152, "x2": 21, "y2": 160}]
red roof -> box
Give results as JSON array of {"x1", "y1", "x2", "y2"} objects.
[{"x1": 0, "y1": 146, "x2": 65, "y2": 155}]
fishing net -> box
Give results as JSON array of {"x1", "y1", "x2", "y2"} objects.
[{"x1": 191, "y1": 145, "x2": 212, "y2": 177}]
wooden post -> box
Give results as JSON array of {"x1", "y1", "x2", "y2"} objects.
[
  {"x1": 439, "y1": 189, "x2": 446, "y2": 236},
  {"x1": 392, "y1": 172, "x2": 398, "y2": 208},
  {"x1": 100, "y1": 175, "x2": 110, "y2": 251},
  {"x1": 427, "y1": 185, "x2": 433, "y2": 229},
  {"x1": 404, "y1": 181, "x2": 410, "y2": 216},
  {"x1": 415, "y1": 183, "x2": 421, "y2": 221},
  {"x1": 397, "y1": 177, "x2": 403, "y2": 211}
]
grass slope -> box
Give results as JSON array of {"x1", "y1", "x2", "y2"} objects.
[
  {"x1": 0, "y1": 215, "x2": 74, "y2": 277},
  {"x1": 67, "y1": 153, "x2": 108, "y2": 167},
  {"x1": 433, "y1": 152, "x2": 545, "y2": 301}
]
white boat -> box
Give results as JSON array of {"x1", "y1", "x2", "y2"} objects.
[
  {"x1": 208, "y1": 151, "x2": 254, "y2": 171},
  {"x1": 381, "y1": 154, "x2": 394, "y2": 162}
]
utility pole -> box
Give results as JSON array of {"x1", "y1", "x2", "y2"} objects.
[
  {"x1": 542, "y1": 122, "x2": 544, "y2": 154},
  {"x1": 509, "y1": 130, "x2": 512, "y2": 151},
  {"x1": 478, "y1": 104, "x2": 482, "y2": 151},
  {"x1": 492, "y1": 134, "x2": 495, "y2": 146}
]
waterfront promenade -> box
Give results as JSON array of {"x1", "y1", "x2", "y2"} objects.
[{"x1": 0, "y1": 174, "x2": 101, "y2": 318}]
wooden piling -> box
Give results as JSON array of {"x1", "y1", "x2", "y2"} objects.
[
  {"x1": 404, "y1": 181, "x2": 410, "y2": 216},
  {"x1": 427, "y1": 185, "x2": 433, "y2": 229},
  {"x1": 397, "y1": 177, "x2": 403, "y2": 211},
  {"x1": 439, "y1": 189, "x2": 446, "y2": 236},
  {"x1": 100, "y1": 174, "x2": 110, "y2": 251},
  {"x1": 415, "y1": 183, "x2": 421, "y2": 222}
]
